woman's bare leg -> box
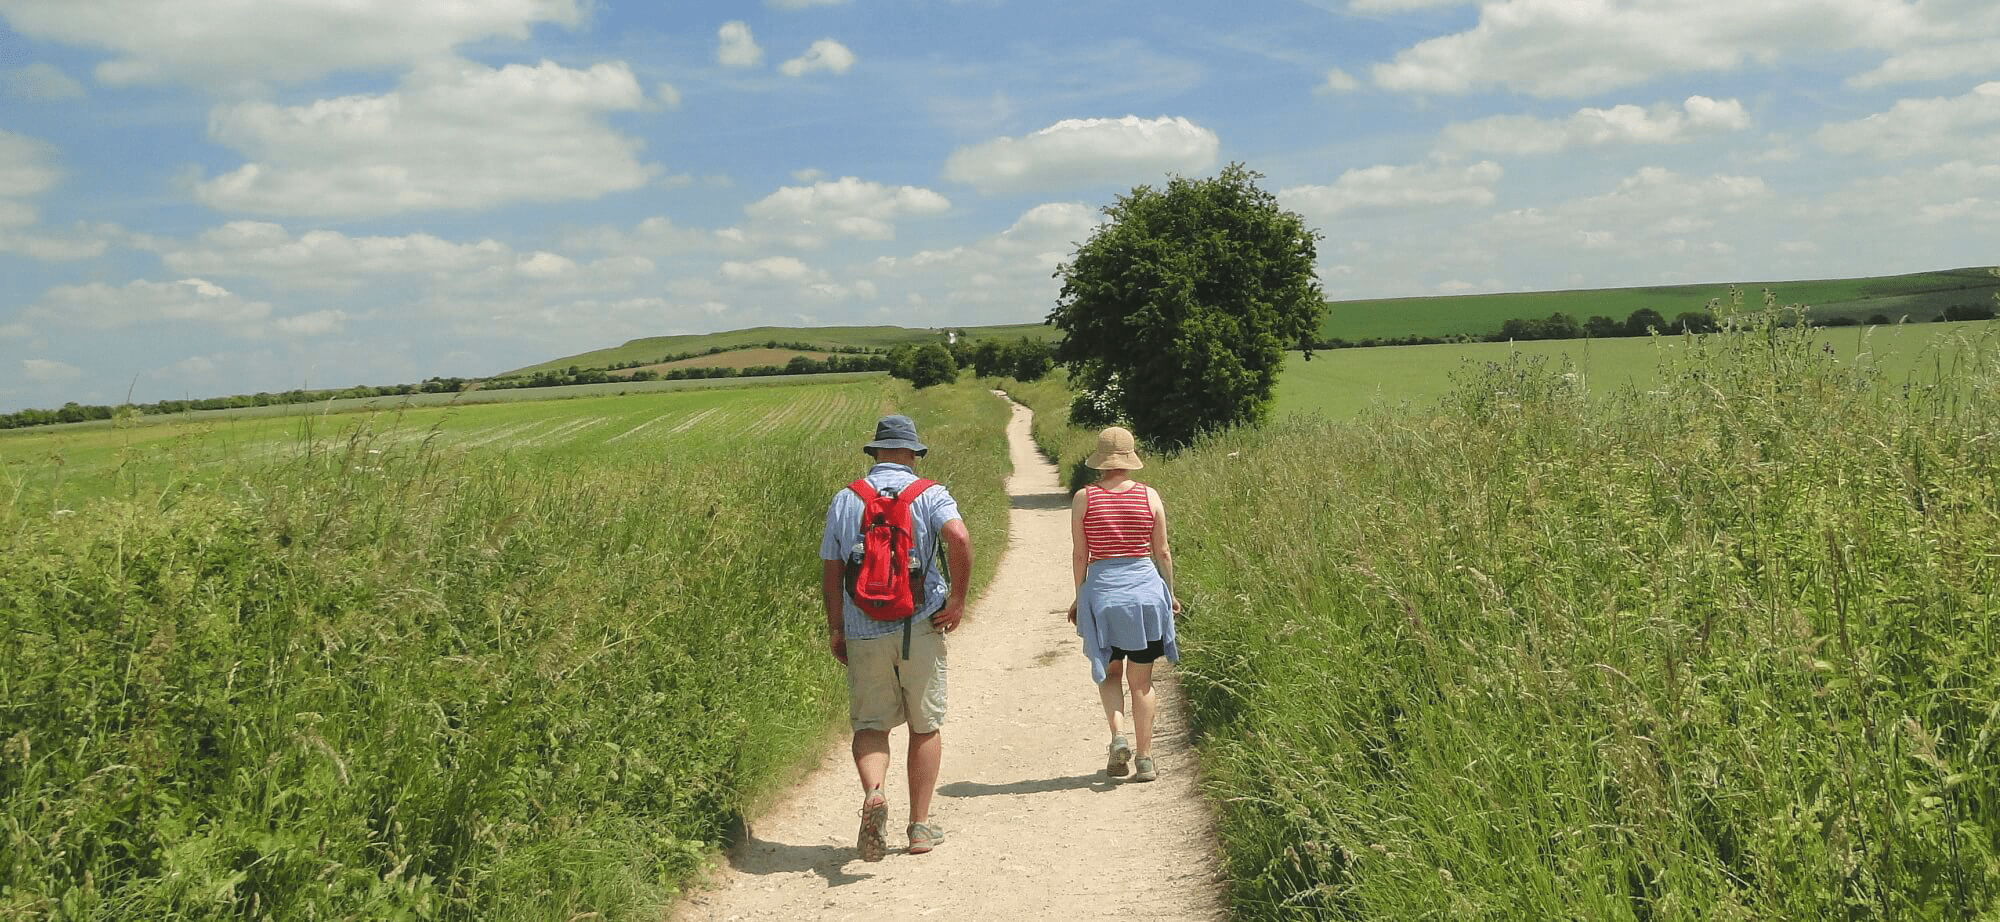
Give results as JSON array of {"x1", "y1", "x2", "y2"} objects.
[
  {"x1": 1098, "y1": 658, "x2": 1127, "y2": 736},
  {"x1": 1126, "y1": 662, "x2": 1157, "y2": 756}
]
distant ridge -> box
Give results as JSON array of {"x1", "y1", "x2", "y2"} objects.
[{"x1": 509, "y1": 267, "x2": 1998, "y2": 375}]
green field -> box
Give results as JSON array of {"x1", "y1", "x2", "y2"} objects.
[
  {"x1": 2, "y1": 376, "x2": 1011, "y2": 920},
  {"x1": 1319, "y1": 267, "x2": 2000, "y2": 342},
  {"x1": 1278, "y1": 318, "x2": 2000, "y2": 420}
]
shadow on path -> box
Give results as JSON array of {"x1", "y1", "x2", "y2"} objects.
[
  {"x1": 938, "y1": 773, "x2": 1118, "y2": 798},
  {"x1": 723, "y1": 835, "x2": 876, "y2": 885},
  {"x1": 1009, "y1": 491, "x2": 1071, "y2": 511}
]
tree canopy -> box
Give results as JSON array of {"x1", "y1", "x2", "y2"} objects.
[{"x1": 1048, "y1": 163, "x2": 1323, "y2": 447}]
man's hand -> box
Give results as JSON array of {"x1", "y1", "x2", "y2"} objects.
[
  {"x1": 1066, "y1": 600, "x2": 1078, "y2": 625},
  {"x1": 930, "y1": 600, "x2": 964, "y2": 633},
  {"x1": 830, "y1": 633, "x2": 847, "y2": 664}
]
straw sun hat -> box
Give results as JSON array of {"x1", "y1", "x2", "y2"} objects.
[{"x1": 1085, "y1": 426, "x2": 1144, "y2": 470}]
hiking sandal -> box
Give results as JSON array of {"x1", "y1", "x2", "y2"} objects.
[
  {"x1": 857, "y1": 790, "x2": 889, "y2": 862},
  {"x1": 1107, "y1": 735, "x2": 1133, "y2": 777},
  {"x1": 907, "y1": 822, "x2": 945, "y2": 855},
  {"x1": 1131, "y1": 755, "x2": 1158, "y2": 782}
]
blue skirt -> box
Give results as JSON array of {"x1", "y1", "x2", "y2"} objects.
[{"x1": 1076, "y1": 556, "x2": 1178, "y2": 684}]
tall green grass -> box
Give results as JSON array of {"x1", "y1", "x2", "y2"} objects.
[
  {"x1": 1144, "y1": 312, "x2": 2000, "y2": 918},
  {"x1": 0, "y1": 379, "x2": 1009, "y2": 920}
]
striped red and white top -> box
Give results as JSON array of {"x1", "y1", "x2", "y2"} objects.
[{"x1": 1083, "y1": 483, "x2": 1154, "y2": 560}]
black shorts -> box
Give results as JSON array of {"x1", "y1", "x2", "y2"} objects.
[{"x1": 1109, "y1": 638, "x2": 1166, "y2": 664}]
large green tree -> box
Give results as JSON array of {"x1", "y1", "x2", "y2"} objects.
[{"x1": 1049, "y1": 163, "x2": 1324, "y2": 446}]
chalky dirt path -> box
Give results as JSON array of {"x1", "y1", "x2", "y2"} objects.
[{"x1": 671, "y1": 395, "x2": 1226, "y2": 922}]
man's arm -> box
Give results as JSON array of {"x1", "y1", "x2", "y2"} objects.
[
  {"x1": 822, "y1": 559, "x2": 848, "y2": 664},
  {"x1": 930, "y1": 519, "x2": 972, "y2": 632}
]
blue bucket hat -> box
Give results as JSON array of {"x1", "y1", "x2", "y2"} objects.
[{"x1": 863, "y1": 414, "x2": 928, "y2": 457}]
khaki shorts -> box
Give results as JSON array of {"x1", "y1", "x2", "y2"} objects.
[{"x1": 846, "y1": 622, "x2": 947, "y2": 733}]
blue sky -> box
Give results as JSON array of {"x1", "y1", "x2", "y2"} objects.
[{"x1": 2, "y1": 0, "x2": 1997, "y2": 413}]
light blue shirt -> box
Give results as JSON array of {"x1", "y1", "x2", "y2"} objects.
[{"x1": 820, "y1": 462, "x2": 962, "y2": 639}]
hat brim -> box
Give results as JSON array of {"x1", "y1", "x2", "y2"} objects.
[
  {"x1": 864, "y1": 439, "x2": 928, "y2": 457},
  {"x1": 1085, "y1": 450, "x2": 1143, "y2": 470}
]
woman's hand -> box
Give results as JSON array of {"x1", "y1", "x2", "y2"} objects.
[
  {"x1": 1171, "y1": 595, "x2": 1183, "y2": 616},
  {"x1": 1066, "y1": 601, "x2": 1078, "y2": 625}
]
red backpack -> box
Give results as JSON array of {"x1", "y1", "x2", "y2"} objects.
[{"x1": 842, "y1": 477, "x2": 937, "y2": 621}]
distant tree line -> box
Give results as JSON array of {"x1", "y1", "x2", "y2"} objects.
[{"x1": 0, "y1": 378, "x2": 471, "y2": 431}]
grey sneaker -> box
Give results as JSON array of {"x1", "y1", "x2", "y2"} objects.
[
  {"x1": 907, "y1": 822, "x2": 945, "y2": 855},
  {"x1": 1131, "y1": 755, "x2": 1158, "y2": 782},
  {"x1": 857, "y1": 790, "x2": 888, "y2": 862},
  {"x1": 1107, "y1": 735, "x2": 1133, "y2": 777}
]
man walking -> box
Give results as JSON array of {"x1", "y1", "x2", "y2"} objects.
[{"x1": 820, "y1": 414, "x2": 972, "y2": 861}]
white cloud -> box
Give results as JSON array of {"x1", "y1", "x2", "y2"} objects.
[
  {"x1": 780, "y1": 39, "x2": 856, "y2": 77},
  {"x1": 194, "y1": 59, "x2": 657, "y2": 217},
  {"x1": 1372, "y1": 0, "x2": 1941, "y2": 97},
  {"x1": 0, "y1": 130, "x2": 62, "y2": 200},
  {"x1": 942, "y1": 115, "x2": 1221, "y2": 195},
  {"x1": 20, "y1": 358, "x2": 84, "y2": 383},
  {"x1": 743, "y1": 176, "x2": 951, "y2": 246},
  {"x1": 722, "y1": 256, "x2": 819, "y2": 284},
  {"x1": 1486, "y1": 167, "x2": 1771, "y2": 244},
  {"x1": 864, "y1": 201, "x2": 1101, "y2": 326},
  {"x1": 657, "y1": 83, "x2": 682, "y2": 109},
  {"x1": 272, "y1": 309, "x2": 348, "y2": 337},
  {"x1": 1317, "y1": 68, "x2": 1361, "y2": 94},
  {"x1": 165, "y1": 221, "x2": 516, "y2": 285},
  {"x1": 1444, "y1": 97, "x2": 1751, "y2": 154},
  {"x1": 517, "y1": 251, "x2": 577, "y2": 278},
  {"x1": 718, "y1": 21, "x2": 763, "y2": 69},
  {"x1": 1851, "y1": 39, "x2": 2000, "y2": 87},
  {"x1": 1280, "y1": 160, "x2": 1503, "y2": 218},
  {"x1": 1811, "y1": 160, "x2": 2000, "y2": 225},
  {"x1": 1816, "y1": 82, "x2": 2000, "y2": 159},
  {"x1": 1351, "y1": 0, "x2": 1472, "y2": 9},
  {"x1": 36, "y1": 278, "x2": 273, "y2": 330},
  {"x1": 0, "y1": 0, "x2": 584, "y2": 88},
  {"x1": 4, "y1": 63, "x2": 87, "y2": 101}
]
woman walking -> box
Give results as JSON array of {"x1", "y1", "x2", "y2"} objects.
[{"x1": 1067, "y1": 426, "x2": 1180, "y2": 782}]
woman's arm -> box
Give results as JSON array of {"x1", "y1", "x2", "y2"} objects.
[
  {"x1": 1148, "y1": 487, "x2": 1179, "y2": 613},
  {"x1": 1068, "y1": 488, "x2": 1090, "y2": 623}
]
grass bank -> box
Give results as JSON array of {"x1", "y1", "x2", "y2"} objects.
[
  {"x1": 0, "y1": 378, "x2": 1009, "y2": 920},
  {"x1": 1144, "y1": 314, "x2": 2000, "y2": 918}
]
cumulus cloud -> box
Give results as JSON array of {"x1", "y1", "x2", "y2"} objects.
[
  {"x1": 943, "y1": 115, "x2": 1220, "y2": 195},
  {"x1": 1482, "y1": 167, "x2": 1771, "y2": 248},
  {"x1": 4, "y1": 63, "x2": 87, "y2": 101},
  {"x1": 657, "y1": 83, "x2": 682, "y2": 109},
  {"x1": 1816, "y1": 82, "x2": 2000, "y2": 159},
  {"x1": 1373, "y1": 0, "x2": 1941, "y2": 97},
  {"x1": 722, "y1": 256, "x2": 819, "y2": 284},
  {"x1": 864, "y1": 201, "x2": 1102, "y2": 325},
  {"x1": 0, "y1": 0, "x2": 584, "y2": 87},
  {"x1": 1280, "y1": 160, "x2": 1504, "y2": 218},
  {"x1": 35, "y1": 278, "x2": 273, "y2": 330},
  {"x1": 0, "y1": 130, "x2": 62, "y2": 201},
  {"x1": 20, "y1": 358, "x2": 84, "y2": 383},
  {"x1": 718, "y1": 21, "x2": 763, "y2": 68},
  {"x1": 743, "y1": 176, "x2": 951, "y2": 246},
  {"x1": 1851, "y1": 39, "x2": 2000, "y2": 87},
  {"x1": 164, "y1": 221, "x2": 515, "y2": 284},
  {"x1": 194, "y1": 58, "x2": 657, "y2": 217},
  {"x1": 780, "y1": 39, "x2": 856, "y2": 77},
  {"x1": 272, "y1": 309, "x2": 348, "y2": 336},
  {"x1": 1444, "y1": 96, "x2": 1751, "y2": 154},
  {"x1": 1317, "y1": 68, "x2": 1361, "y2": 94},
  {"x1": 1810, "y1": 160, "x2": 2000, "y2": 225}
]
